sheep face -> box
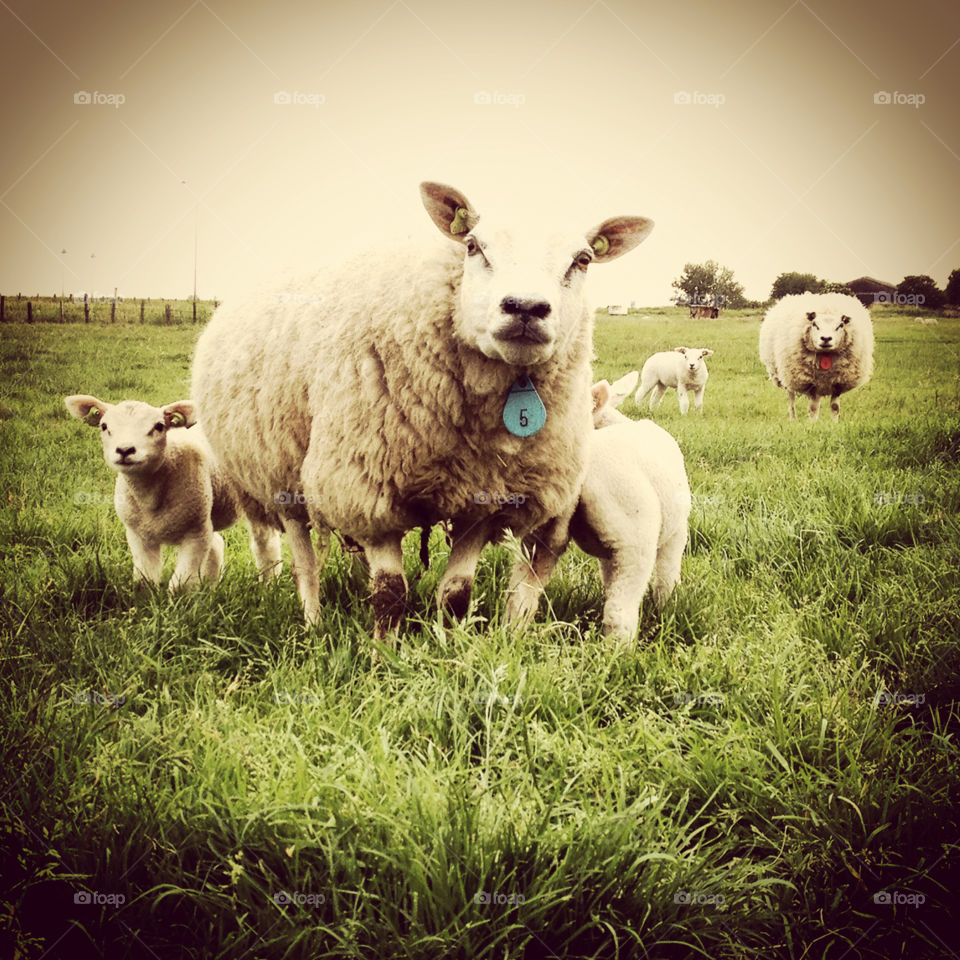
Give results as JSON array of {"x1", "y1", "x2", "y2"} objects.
[
  {"x1": 64, "y1": 395, "x2": 196, "y2": 475},
  {"x1": 420, "y1": 182, "x2": 653, "y2": 366},
  {"x1": 674, "y1": 346, "x2": 713, "y2": 375},
  {"x1": 802, "y1": 311, "x2": 850, "y2": 352}
]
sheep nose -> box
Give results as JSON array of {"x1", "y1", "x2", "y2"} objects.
[
  {"x1": 116, "y1": 446, "x2": 136, "y2": 458},
  {"x1": 500, "y1": 296, "x2": 551, "y2": 320}
]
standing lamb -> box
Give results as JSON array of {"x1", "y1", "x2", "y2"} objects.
[
  {"x1": 506, "y1": 371, "x2": 691, "y2": 639},
  {"x1": 191, "y1": 182, "x2": 654, "y2": 637},
  {"x1": 759, "y1": 292, "x2": 874, "y2": 420},
  {"x1": 64, "y1": 395, "x2": 274, "y2": 590},
  {"x1": 635, "y1": 347, "x2": 714, "y2": 414}
]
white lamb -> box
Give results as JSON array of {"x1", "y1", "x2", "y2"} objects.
[
  {"x1": 759, "y1": 292, "x2": 874, "y2": 420},
  {"x1": 506, "y1": 371, "x2": 691, "y2": 640},
  {"x1": 191, "y1": 182, "x2": 654, "y2": 636},
  {"x1": 635, "y1": 347, "x2": 714, "y2": 414},
  {"x1": 65, "y1": 395, "x2": 257, "y2": 590}
]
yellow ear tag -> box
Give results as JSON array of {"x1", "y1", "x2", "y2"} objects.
[
  {"x1": 450, "y1": 207, "x2": 470, "y2": 235},
  {"x1": 84, "y1": 407, "x2": 101, "y2": 426},
  {"x1": 592, "y1": 234, "x2": 610, "y2": 257},
  {"x1": 168, "y1": 412, "x2": 186, "y2": 427}
]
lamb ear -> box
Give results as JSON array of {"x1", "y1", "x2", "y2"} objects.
[
  {"x1": 673, "y1": 346, "x2": 687, "y2": 354},
  {"x1": 420, "y1": 182, "x2": 479, "y2": 243},
  {"x1": 609, "y1": 370, "x2": 639, "y2": 402},
  {"x1": 586, "y1": 216, "x2": 654, "y2": 263},
  {"x1": 162, "y1": 400, "x2": 196, "y2": 428},
  {"x1": 701, "y1": 349, "x2": 714, "y2": 357},
  {"x1": 591, "y1": 380, "x2": 612, "y2": 411},
  {"x1": 65, "y1": 394, "x2": 110, "y2": 426}
]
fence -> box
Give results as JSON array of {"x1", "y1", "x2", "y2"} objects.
[{"x1": 0, "y1": 293, "x2": 219, "y2": 325}]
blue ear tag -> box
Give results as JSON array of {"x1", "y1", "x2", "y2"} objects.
[{"x1": 502, "y1": 376, "x2": 546, "y2": 437}]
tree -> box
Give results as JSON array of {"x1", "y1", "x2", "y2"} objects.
[
  {"x1": 671, "y1": 260, "x2": 748, "y2": 309},
  {"x1": 770, "y1": 272, "x2": 824, "y2": 301},
  {"x1": 821, "y1": 280, "x2": 854, "y2": 295},
  {"x1": 944, "y1": 268, "x2": 960, "y2": 306},
  {"x1": 896, "y1": 275, "x2": 945, "y2": 310}
]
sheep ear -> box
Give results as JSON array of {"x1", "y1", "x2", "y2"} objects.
[
  {"x1": 162, "y1": 400, "x2": 196, "y2": 428},
  {"x1": 591, "y1": 380, "x2": 611, "y2": 411},
  {"x1": 586, "y1": 216, "x2": 654, "y2": 263},
  {"x1": 674, "y1": 346, "x2": 686, "y2": 354},
  {"x1": 65, "y1": 394, "x2": 109, "y2": 426},
  {"x1": 420, "y1": 182, "x2": 479, "y2": 243},
  {"x1": 609, "y1": 370, "x2": 639, "y2": 401},
  {"x1": 702, "y1": 349, "x2": 714, "y2": 357}
]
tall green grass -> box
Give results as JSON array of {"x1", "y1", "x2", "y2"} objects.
[{"x1": 1, "y1": 306, "x2": 958, "y2": 958}]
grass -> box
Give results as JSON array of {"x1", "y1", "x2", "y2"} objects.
[{"x1": 1, "y1": 305, "x2": 959, "y2": 958}]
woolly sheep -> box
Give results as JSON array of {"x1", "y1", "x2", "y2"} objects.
[
  {"x1": 191, "y1": 182, "x2": 654, "y2": 637},
  {"x1": 635, "y1": 347, "x2": 714, "y2": 414},
  {"x1": 64, "y1": 395, "x2": 264, "y2": 590},
  {"x1": 759, "y1": 292, "x2": 874, "y2": 420},
  {"x1": 505, "y1": 371, "x2": 691, "y2": 639}
]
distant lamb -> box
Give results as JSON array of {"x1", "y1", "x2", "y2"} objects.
[
  {"x1": 65, "y1": 395, "x2": 263, "y2": 590},
  {"x1": 192, "y1": 182, "x2": 654, "y2": 637},
  {"x1": 759, "y1": 292, "x2": 874, "y2": 420},
  {"x1": 635, "y1": 347, "x2": 714, "y2": 414},
  {"x1": 506, "y1": 371, "x2": 691, "y2": 640}
]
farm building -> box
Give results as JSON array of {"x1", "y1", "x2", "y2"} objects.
[
  {"x1": 607, "y1": 304, "x2": 628, "y2": 316},
  {"x1": 846, "y1": 276, "x2": 896, "y2": 307}
]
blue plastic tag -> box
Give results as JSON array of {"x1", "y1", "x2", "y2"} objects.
[{"x1": 502, "y1": 376, "x2": 546, "y2": 437}]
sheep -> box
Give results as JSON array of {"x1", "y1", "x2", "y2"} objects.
[
  {"x1": 505, "y1": 370, "x2": 691, "y2": 639},
  {"x1": 191, "y1": 182, "x2": 654, "y2": 637},
  {"x1": 759, "y1": 292, "x2": 874, "y2": 420},
  {"x1": 635, "y1": 347, "x2": 714, "y2": 414},
  {"x1": 64, "y1": 395, "x2": 265, "y2": 590}
]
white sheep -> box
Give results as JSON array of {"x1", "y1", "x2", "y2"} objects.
[
  {"x1": 64, "y1": 395, "x2": 258, "y2": 590},
  {"x1": 505, "y1": 371, "x2": 691, "y2": 640},
  {"x1": 759, "y1": 292, "x2": 874, "y2": 420},
  {"x1": 191, "y1": 182, "x2": 654, "y2": 636},
  {"x1": 635, "y1": 347, "x2": 714, "y2": 414}
]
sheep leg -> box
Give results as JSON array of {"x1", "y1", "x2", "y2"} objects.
[
  {"x1": 437, "y1": 518, "x2": 493, "y2": 621},
  {"x1": 201, "y1": 532, "x2": 225, "y2": 582},
  {"x1": 504, "y1": 517, "x2": 569, "y2": 626},
  {"x1": 365, "y1": 537, "x2": 406, "y2": 641},
  {"x1": 650, "y1": 529, "x2": 686, "y2": 609},
  {"x1": 598, "y1": 545, "x2": 655, "y2": 641},
  {"x1": 808, "y1": 396, "x2": 822, "y2": 420},
  {"x1": 650, "y1": 384, "x2": 667, "y2": 410},
  {"x1": 676, "y1": 384, "x2": 690, "y2": 415},
  {"x1": 247, "y1": 517, "x2": 282, "y2": 580},
  {"x1": 170, "y1": 529, "x2": 213, "y2": 592},
  {"x1": 126, "y1": 527, "x2": 162, "y2": 587},
  {"x1": 692, "y1": 387, "x2": 705, "y2": 414},
  {"x1": 829, "y1": 395, "x2": 841, "y2": 420},
  {"x1": 786, "y1": 389, "x2": 797, "y2": 420},
  {"x1": 281, "y1": 516, "x2": 321, "y2": 626}
]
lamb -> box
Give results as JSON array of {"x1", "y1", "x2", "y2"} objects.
[
  {"x1": 505, "y1": 371, "x2": 691, "y2": 640},
  {"x1": 191, "y1": 182, "x2": 654, "y2": 637},
  {"x1": 635, "y1": 347, "x2": 714, "y2": 414},
  {"x1": 64, "y1": 395, "x2": 264, "y2": 590},
  {"x1": 759, "y1": 292, "x2": 874, "y2": 420}
]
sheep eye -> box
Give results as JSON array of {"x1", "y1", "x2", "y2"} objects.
[
  {"x1": 465, "y1": 237, "x2": 480, "y2": 256},
  {"x1": 152, "y1": 422, "x2": 165, "y2": 434},
  {"x1": 807, "y1": 312, "x2": 817, "y2": 321},
  {"x1": 100, "y1": 422, "x2": 108, "y2": 432},
  {"x1": 575, "y1": 251, "x2": 592, "y2": 269}
]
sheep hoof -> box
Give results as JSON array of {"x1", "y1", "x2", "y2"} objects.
[
  {"x1": 439, "y1": 575, "x2": 473, "y2": 621},
  {"x1": 371, "y1": 571, "x2": 406, "y2": 639}
]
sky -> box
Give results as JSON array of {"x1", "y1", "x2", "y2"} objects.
[{"x1": 0, "y1": 0, "x2": 958, "y2": 306}]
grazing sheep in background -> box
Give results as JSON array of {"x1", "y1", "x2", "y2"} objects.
[
  {"x1": 506, "y1": 371, "x2": 691, "y2": 640},
  {"x1": 64, "y1": 395, "x2": 259, "y2": 591},
  {"x1": 192, "y1": 181, "x2": 654, "y2": 637},
  {"x1": 635, "y1": 347, "x2": 714, "y2": 414},
  {"x1": 759, "y1": 292, "x2": 874, "y2": 420}
]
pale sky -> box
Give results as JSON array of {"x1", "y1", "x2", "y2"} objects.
[{"x1": 1, "y1": 0, "x2": 958, "y2": 306}]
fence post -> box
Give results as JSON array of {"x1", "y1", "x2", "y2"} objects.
[
  {"x1": 140, "y1": 299, "x2": 145, "y2": 323},
  {"x1": 27, "y1": 301, "x2": 33, "y2": 323},
  {"x1": 111, "y1": 287, "x2": 117, "y2": 323},
  {"x1": 192, "y1": 297, "x2": 197, "y2": 323},
  {"x1": 84, "y1": 293, "x2": 90, "y2": 323},
  {"x1": 164, "y1": 303, "x2": 172, "y2": 324},
  {"x1": 0, "y1": 296, "x2": 4, "y2": 322}
]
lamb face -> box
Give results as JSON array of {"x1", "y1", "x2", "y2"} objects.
[
  {"x1": 802, "y1": 310, "x2": 850, "y2": 352},
  {"x1": 420, "y1": 182, "x2": 653, "y2": 366},
  {"x1": 674, "y1": 346, "x2": 713, "y2": 378}
]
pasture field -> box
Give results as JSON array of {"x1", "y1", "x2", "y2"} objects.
[{"x1": 1, "y1": 306, "x2": 959, "y2": 959}]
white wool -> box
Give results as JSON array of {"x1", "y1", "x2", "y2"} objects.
[{"x1": 635, "y1": 347, "x2": 714, "y2": 415}]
